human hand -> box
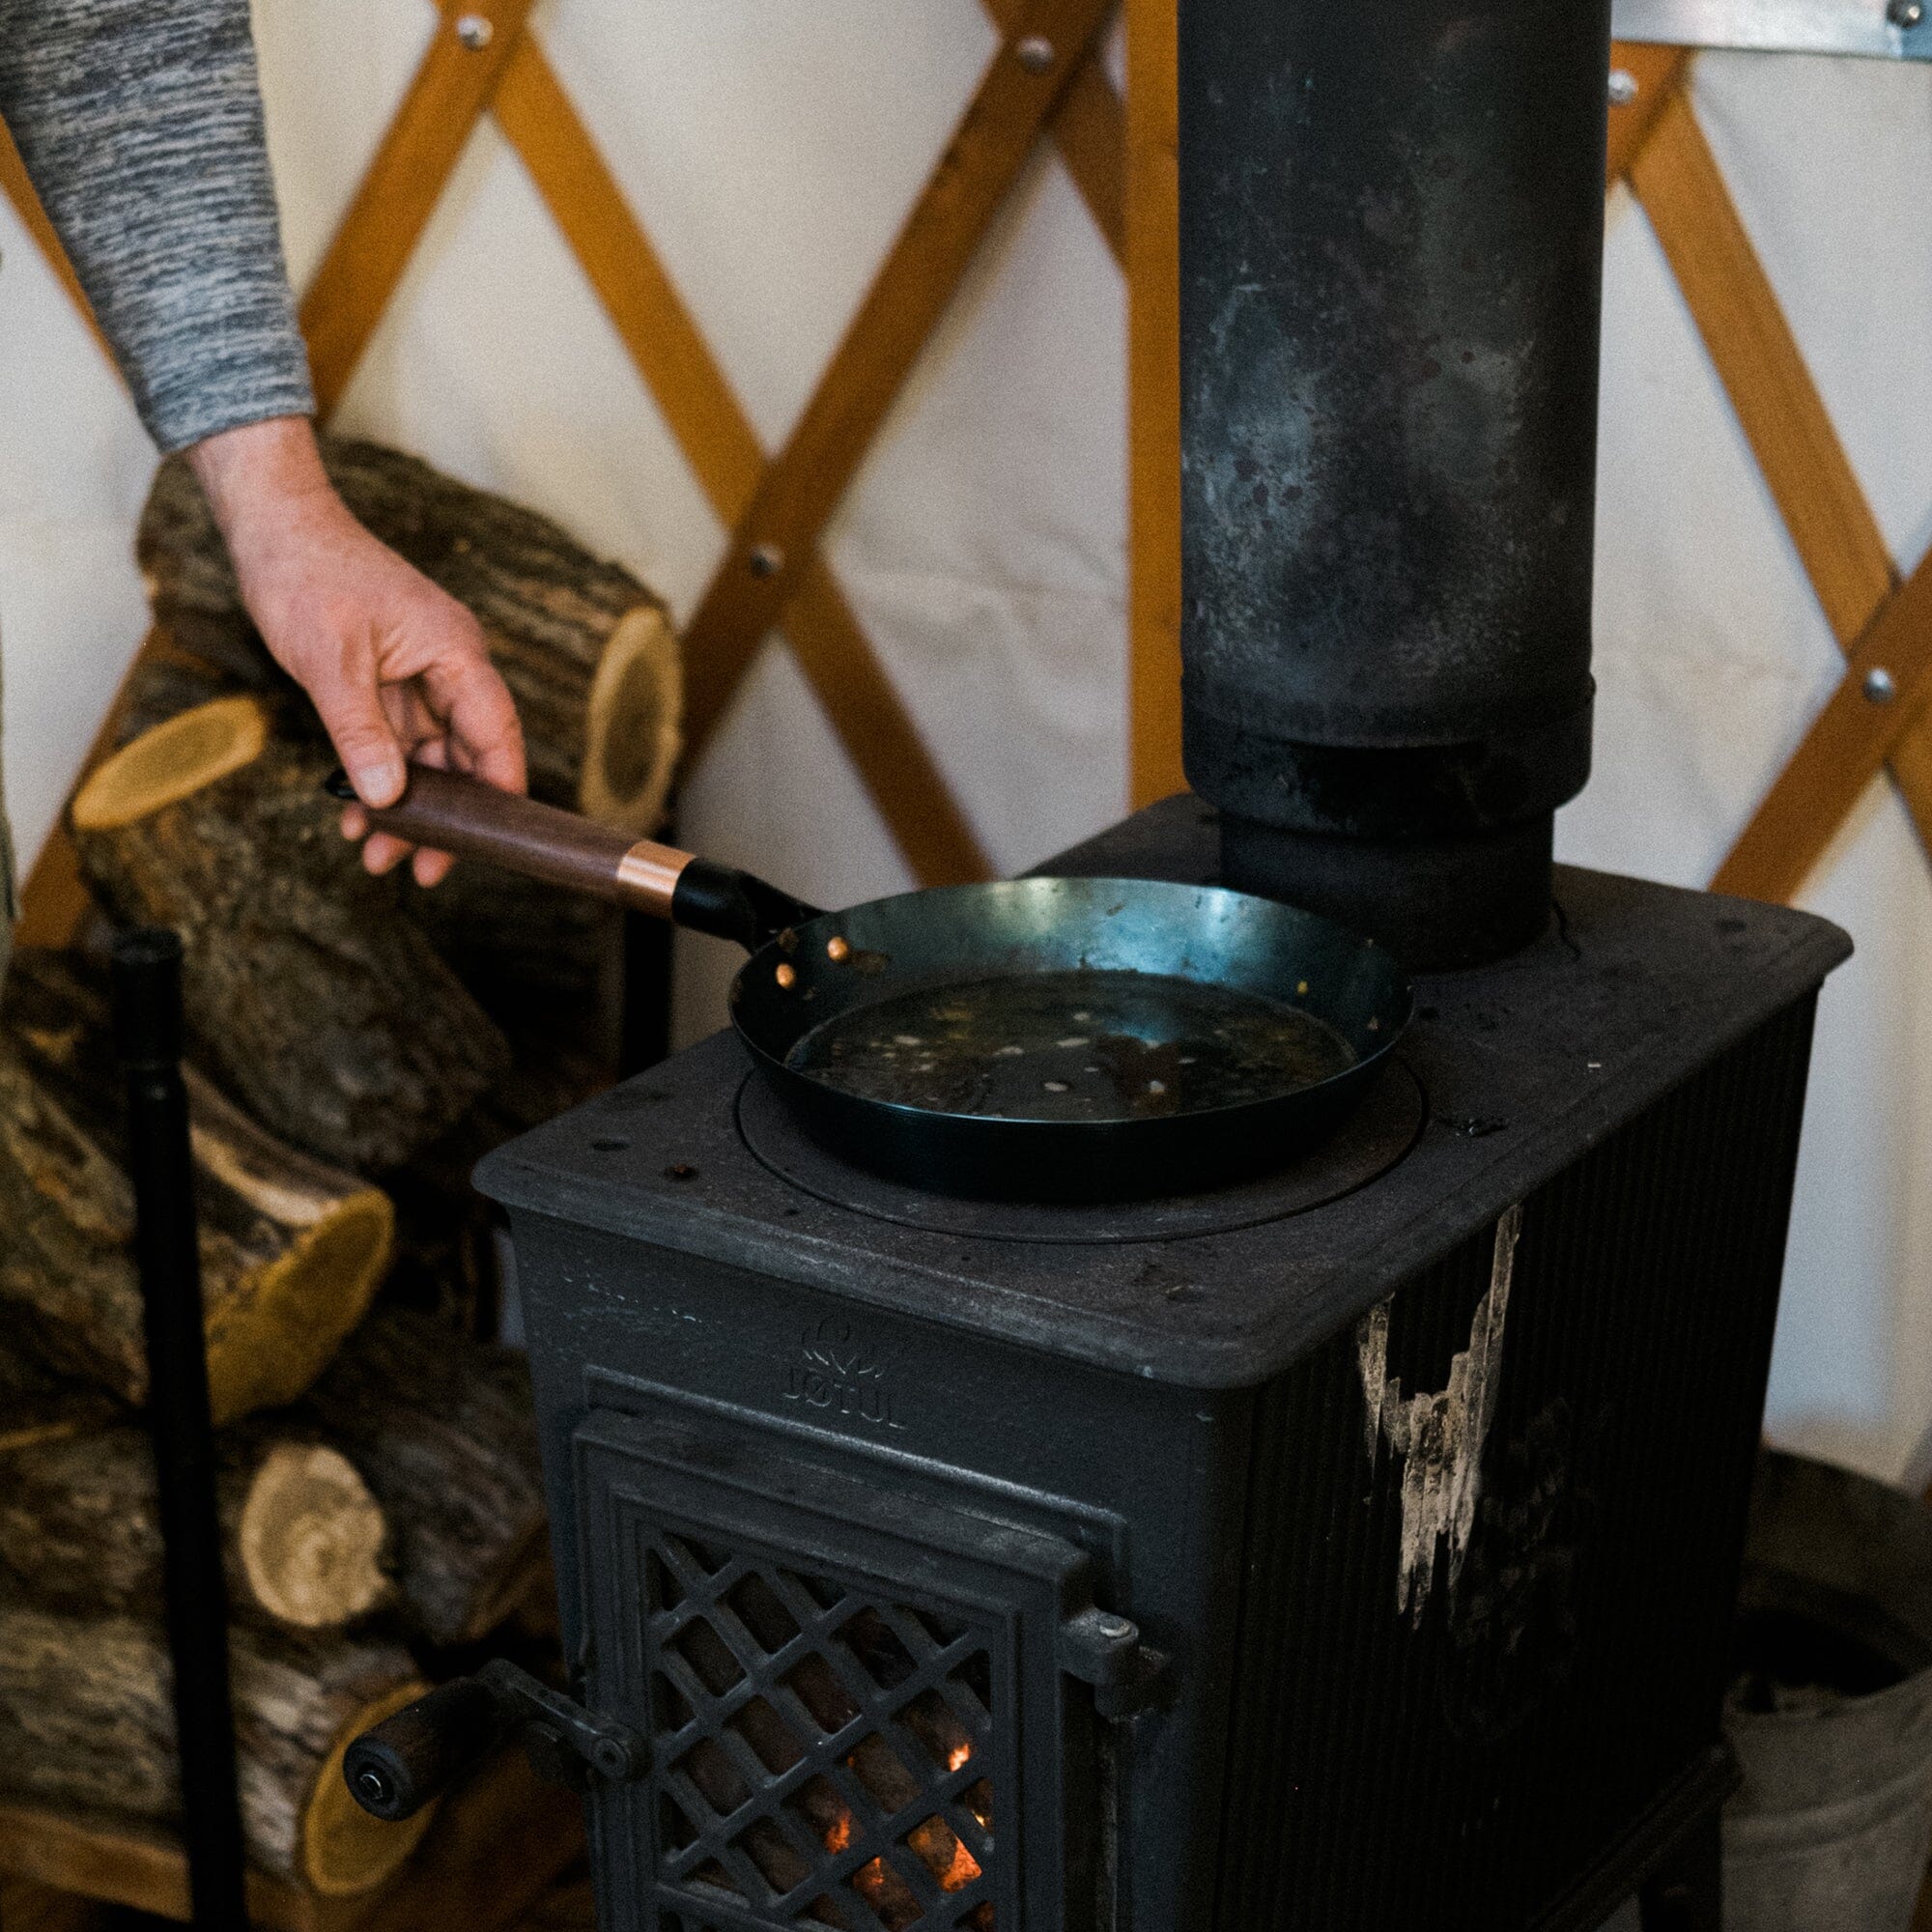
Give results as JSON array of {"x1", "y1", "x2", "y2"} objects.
[{"x1": 187, "y1": 416, "x2": 526, "y2": 886}]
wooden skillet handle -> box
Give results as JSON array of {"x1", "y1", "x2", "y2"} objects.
[{"x1": 323, "y1": 766, "x2": 821, "y2": 950}]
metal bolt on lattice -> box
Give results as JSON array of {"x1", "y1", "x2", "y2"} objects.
[
  {"x1": 1608, "y1": 68, "x2": 1639, "y2": 105},
  {"x1": 455, "y1": 13, "x2": 493, "y2": 50},
  {"x1": 1016, "y1": 35, "x2": 1057, "y2": 72}
]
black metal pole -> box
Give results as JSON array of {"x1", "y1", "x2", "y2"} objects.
[{"x1": 113, "y1": 927, "x2": 249, "y2": 1932}]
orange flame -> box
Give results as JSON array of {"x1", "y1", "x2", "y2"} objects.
[
  {"x1": 940, "y1": 1836, "x2": 982, "y2": 1891},
  {"x1": 815, "y1": 1735, "x2": 985, "y2": 1925},
  {"x1": 855, "y1": 1857, "x2": 892, "y2": 1907}
]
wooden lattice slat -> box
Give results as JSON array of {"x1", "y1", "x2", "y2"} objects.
[
  {"x1": 1043, "y1": 54, "x2": 1127, "y2": 261},
  {"x1": 984, "y1": 0, "x2": 1124, "y2": 259},
  {"x1": 0, "y1": 118, "x2": 109, "y2": 362},
  {"x1": 675, "y1": 0, "x2": 1119, "y2": 756},
  {"x1": 489, "y1": 40, "x2": 993, "y2": 884},
  {"x1": 1714, "y1": 563, "x2": 1932, "y2": 900},
  {"x1": 1610, "y1": 55, "x2": 1932, "y2": 899},
  {"x1": 1605, "y1": 44, "x2": 1693, "y2": 185},
  {"x1": 1124, "y1": 0, "x2": 1181, "y2": 809},
  {"x1": 1632, "y1": 91, "x2": 1895, "y2": 644},
  {"x1": 300, "y1": 0, "x2": 539, "y2": 416}
]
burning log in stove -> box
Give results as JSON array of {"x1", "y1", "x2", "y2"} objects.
[{"x1": 610, "y1": 1520, "x2": 1002, "y2": 1932}]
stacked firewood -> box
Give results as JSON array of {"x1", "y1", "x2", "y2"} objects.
[{"x1": 0, "y1": 439, "x2": 678, "y2": 1900}]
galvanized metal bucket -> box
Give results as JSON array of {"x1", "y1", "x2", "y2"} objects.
[{"x1": 1723, "y1": 1450, "x2": 1932, "y2": 1931}]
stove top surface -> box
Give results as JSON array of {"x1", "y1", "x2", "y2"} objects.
[{"x1": 478, "y1": 797, "x2": 1851, "y2": 1388}]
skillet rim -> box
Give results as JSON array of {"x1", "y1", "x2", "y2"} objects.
[{"x1": 724, "y1": 873, "x2": 1416, "y2": 1136}]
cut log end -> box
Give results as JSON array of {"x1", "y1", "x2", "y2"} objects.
[
  {"x1": 578, "y1": 605, "x2": 681, "y2": 835},
  {"x1": 301, "y1": 1680, "x2": 437, "y2": 1896},
  {"x1": 204, "y1": 1187, "x2": 393, "y2": 1428},
  {"x1": 71, "y1": 698, "x2": 268, "y2": 834},
  {"x1": 238, "y1": 1443, "x2": 388, "y2": 1631}
]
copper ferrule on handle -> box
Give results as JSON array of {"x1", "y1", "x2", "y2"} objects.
[{"x1": 614, "y1": 840, "x2": 691, "y2": 919}]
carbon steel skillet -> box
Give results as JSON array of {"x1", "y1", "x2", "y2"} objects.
[{"x1": 336, "y1": 766, "x2": 1413, "y2": 1203}]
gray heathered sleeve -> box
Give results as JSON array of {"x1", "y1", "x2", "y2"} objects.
[{"x1": 0, "y1": 0, "x2": 316, "y2": 452}]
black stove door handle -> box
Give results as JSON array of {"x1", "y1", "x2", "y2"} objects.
[
  {"x1": 343, "y1": 1660, "x2": 648, "y2": 1823},
  {"x1": 344, "y1": 1676, "x2": 512, "y2": 1822}
]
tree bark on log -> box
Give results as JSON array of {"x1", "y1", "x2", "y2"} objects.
[
  {"x1": 302, "y1": 1310, "x2": 549, "y2": 1648},
  {"x1": 0, "y1": 948, "x2": 396, "y2": 1421},
  {"x1": 0, "y1": 1426, "x2": 387, "y2": 1632},
  {"x1": 0, "y1": 1341, "x2": 121, "y2": 1455},
  {"x1": 70, "y1": 701, "x2": 511, "y2": 1174},
  {"x1": 399, "y1": 863, "x2": 622, "y2": 1038},
  {"x1": 111, "y1": 625, "x2": 287, "y2": 751},
  {"x1": 135, "y1": 438, "x2": 681, "y2": 832},
  {"x1": 0, "y1": 1608, "x2": 432, "y2": 1894},
  {"x1": 384, "y1": 1020, "x2": 619, "y2": 1334}
]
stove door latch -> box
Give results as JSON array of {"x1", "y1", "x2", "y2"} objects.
[
  {"x1": 1057, "y1": 1605, "x2": 1168, "y2": 1719},
  {"x1": 343, "y1": 1659, "x2": 647, "y2": 1823}
]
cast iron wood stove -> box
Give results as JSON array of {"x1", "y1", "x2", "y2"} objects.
[
  {"x1": 346, "y1": 2, "x2": 1854, "y2": 1925},
  {"x1": 455, "y1": 804, "x2": 1846, "y2": 1932}
]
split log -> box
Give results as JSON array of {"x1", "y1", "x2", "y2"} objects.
[
  {"x1": 136, "y1": 438, "x2": 682, "y2": 832},
  {"x1": 0, "y1": 1425, "x2": 387, "y2": 1632},
  {"x1": 0, "y1": 1607, "x2": 432, "y2": 1895},
  {"x1": 302, "y1": 1310, "x2": 549, "y2": 1648},
  {"x1": 69, "y1": 699, "x2": 511, "y2": 1173},
  {"x1": 0, "y1": 949, "x2": 394, "y2": 1421}
]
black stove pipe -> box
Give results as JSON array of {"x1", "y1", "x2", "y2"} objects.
[{"x1": 1179, "y1": 0, "x2": 1613, "y2": 967}]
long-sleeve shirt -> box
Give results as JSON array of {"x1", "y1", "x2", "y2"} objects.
[{"x1": 0, "y1": 0, "x2": 315, "y2": 451}]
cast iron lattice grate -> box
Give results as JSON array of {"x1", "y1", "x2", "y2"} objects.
[{"x1": 644, "y1": 1526, "x2": 1001, "y2": 1931}]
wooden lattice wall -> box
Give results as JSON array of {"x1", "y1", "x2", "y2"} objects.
[{"x1": 4, "y1": 7, "x2": 1925, "y2": 933}]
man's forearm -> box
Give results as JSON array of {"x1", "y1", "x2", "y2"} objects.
[{"x1": 0, "y1": 0, "x2": 313, "y2": 452}]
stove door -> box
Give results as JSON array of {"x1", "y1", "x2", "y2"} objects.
[{"x1": 574, "y1": 1409, "x2": 1105, "y2": 1932}]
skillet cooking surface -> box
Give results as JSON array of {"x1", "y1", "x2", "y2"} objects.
[
  {"x1": 729, "y1": 876, "x2": 1411, "y2": 1200},
  {"x1": 786, "y1": 967, "x2": 1356, "y2": 1122}
]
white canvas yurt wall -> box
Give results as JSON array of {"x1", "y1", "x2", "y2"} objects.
[{"x1": 0, "y1": 7, "x2": 1926, "y2": 1485}]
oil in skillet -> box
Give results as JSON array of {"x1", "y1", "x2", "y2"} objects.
[{"x1": 785, "y1": 969, "x2": 1356, "y2": 1122}]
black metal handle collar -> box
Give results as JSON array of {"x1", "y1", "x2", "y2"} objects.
[{"x1": 671, "y1": 857, "x2": 823, "y2": 953}]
